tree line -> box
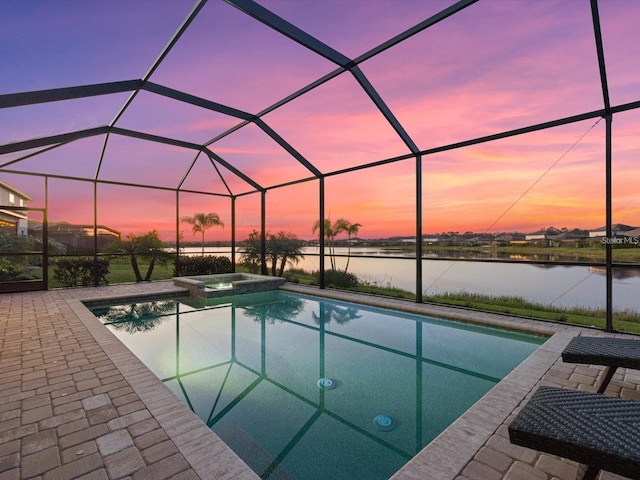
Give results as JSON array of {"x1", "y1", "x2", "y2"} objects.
[{"x1": 44, "y1": 212, "x2": 363, "y2": 285}]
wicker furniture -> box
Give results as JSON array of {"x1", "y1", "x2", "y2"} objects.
[
  {"x1": 508, "y1": 386, "x2": 640, "y2": 480},
  {"x1": 562, "y1": 336, "x2": 640, "y2": 393}
]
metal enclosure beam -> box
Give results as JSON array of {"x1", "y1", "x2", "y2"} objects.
[
  {"x1": 591, "y1": 0, "x2": 611, "y2": 115},
  {"x1": 319, "y1": 177, "x2": 325, "y2": 289},
  {"x1": 231, "y1": 197, "x2": 237, "y2": 271},
  {"x1": 350, "y1": 66, "x2": 419, "y2": 154},
  {"x1": 605, "y1": 115, "x2": 613, "y2": 331},
  {"x1": 355, "y1": 0, "x2": 478, "y2": 63},
  {"x1": 253, "y1": 119, "x2": 322, "y2": 178},
  {"x1": 203, "y1": 149, "x2": 264, "y2": 193},
  {"x1": 415, "y1": 155, "x2": 423, "y2": 303},
  {"x1": 0, "y1": 127, "x2": 110, "y2": 155},
  {"x1": 110, "y1": 0, "x2": 208, "y2": 127},
  {"x1": 591, "y1": 0, "x2": 613, "y2": 330},
  {"x1": 261, "y1": 191, "x2": 267, "y2": 275},
  {"x1": 0, "y1": 80, "x2": 143, "y2": 109},
  {"x1": 226, "y1": 0, "x2": 352, "y2": 68},
  {"x1": 143, "y1": 82, "x2": 254, "y2": 121}
]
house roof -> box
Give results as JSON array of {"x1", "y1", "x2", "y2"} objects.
[
  {"x1": 590, "y1": 224, "x2": 637, "y2": 232},
  {"x1": 0, "y1": 179, "x2": 33, "y2": 201}
]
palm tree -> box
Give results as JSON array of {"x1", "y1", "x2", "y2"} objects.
[
  {"x1": 312, "y1": 218, "x2": 339, "y2": 270},
  {"x1": 312, "y1": 218, "x2": 362, "y2": 272},
  {"x1": 335, "y1": 219, "x2": 361, "y2": 273},
  {"x1": 269, "y1": 231, "x2": 305, "y2": 276},
  {"x1": 180, "y1": 212, "x2": 224, "y2": 255},
  {"x1": 240, "y1": 230, "x2": 305, "y2": 276},
  {"x1": 106, "y1": 230, "x2": 169, "y2": 282}
]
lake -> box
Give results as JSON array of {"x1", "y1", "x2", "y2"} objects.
[{"x1": 178, "y1": 247, "x2": 640, "y2": 312}]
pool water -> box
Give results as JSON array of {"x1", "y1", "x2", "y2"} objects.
[{"x1": 89, "y1": 291, "x2": 545, "y2": 480}]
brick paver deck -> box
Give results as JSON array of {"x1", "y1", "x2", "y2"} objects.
[{"x1": 0, "y1": 281, "x2": 638, "y2": 479}]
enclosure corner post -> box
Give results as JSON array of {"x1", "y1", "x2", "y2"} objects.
[
  {"x1": 260, "y1": 190, "x2": 267, "y2": 275},
  {"x1": 415, "y1": 155, "x2": 423, "y2": 303},
  {"x1": 605, "y1": 114, "x2": 613, "y2": 331},
  {"x1": 319, "y1": 177, "x2": 325, "y2": 289},
  {"x1": 231, "y1": 195, "x2": 236, "y2": 273}
]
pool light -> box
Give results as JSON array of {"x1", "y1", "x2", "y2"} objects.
[
  {"x1": 373, "y1": 414, "x2": 397, "y2": 432},
  {"x1": 317, "y1": 377, "x2": 337, "y2": 390}
]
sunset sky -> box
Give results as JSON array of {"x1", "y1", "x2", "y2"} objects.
[{"x1": 1, "y1": 0, "x2": 639, "y2": 241}]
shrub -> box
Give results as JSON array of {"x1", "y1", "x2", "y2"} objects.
[
  {"x1": 53, "y1": 257, "x2": 110, "y2": 287},
  {"x1": 174, "y1": 255, "x2": 233, "y2": 276},
  {"x1": 322, "y1": 269, "x2": 358, "y2": 289},
  {"x1": 0, "y1": 259, "x2": 35, "y2": 281}
]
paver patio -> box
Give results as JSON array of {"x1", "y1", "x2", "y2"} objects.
[{"x1": 1, "y1": 281, "x2": 638, "y2": 480}]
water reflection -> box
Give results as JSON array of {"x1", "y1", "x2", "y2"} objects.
[
  {"x1": 590, "y1": 266, "x2": 640, "y2": 280},
  {"x1": 92, "y1": 298, "x2": 176, "y2": 333},
  {"x1": 240, "y1": 294, "x2": 306, "y2": 325},
  {"x1": 423, "y1": 248, "x2": 600, "y2": 263},
  {"x1": 312, "y1": 303, "x2": 362, "y2": 325}
]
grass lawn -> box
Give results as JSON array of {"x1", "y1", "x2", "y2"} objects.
[
  {"x1": 425, "y1": 292, "x2": 640, "y2": 334},
  {"x1": 47, "y1": 260, "x2": 175, "y2": 288}
]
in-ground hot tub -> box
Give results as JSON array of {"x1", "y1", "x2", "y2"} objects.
[{"x1": 173, "y1": 273, "x2": 286, "y2": 299}]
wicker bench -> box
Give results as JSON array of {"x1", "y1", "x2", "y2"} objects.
[
  {"x1": 508, "y1": 386, "x2": 640, "y2": 480},
  {"x1": 562, "y1": 336, "x2": 640, "y2": 393}
]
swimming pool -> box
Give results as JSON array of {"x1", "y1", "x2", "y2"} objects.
[{"x1": 88, "y1": 290, "x2": 545, "y2": 480}]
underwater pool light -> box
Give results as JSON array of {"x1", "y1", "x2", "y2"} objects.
[
  {"x1": 317, "y1": 377, "x2": 337, "y2": 390},
  {"x1": 373, "y1": 414, "x2": 397, "y2": 432}
]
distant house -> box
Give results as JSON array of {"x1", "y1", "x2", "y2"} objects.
[
  {"x1": 0, "y1": 179, "x2": 32, "y2": 236},
  {"x1": 525, "y1": 227, "x2": 562, "y2": 245},
  {"x1": 553, "y1": 230, "x2": 589, "y2": 247},
  {"x1": 34, "y1": 223, "x2": 121, "y2": 251},
  {"x1": 494, "y1": 233, "x2": 526, "y2": 245},
  {"x1": 623, "y1": 227, "x2": 640, "y2": 238},
  {"x1": 588, "y1": 224, "x2": 637, "y2": 238},
  {"x1": 53, "y1": 223, "x2": 121, "y2": 250}
]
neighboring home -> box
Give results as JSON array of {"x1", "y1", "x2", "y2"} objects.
[
  {"x1": 588, "y1": 224, "x2": 637, "y2": 238},
  {"x1": 525, "y1": 227, "x2": 563, "y2": 246},
  {"x1": 623, "y1": 227, "x2": 640, "y2": 239},
  {"x1": 33, "y1": 223, "x2": 121, "y2": 251},
  {"x1": 494, "y1": 233, "x2": 527, "y2": 245},
  {"x1": 552, "y1": 229, "x2": 590, "y2": 247},
  {"x1": 0, "y1": 179, "x2": 32, "y2": 236},
  {"x1": 588, "y1": 225, "x2": 640, "y2": 247}
]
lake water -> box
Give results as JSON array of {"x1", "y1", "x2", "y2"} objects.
[{"x1": 179, "y1": 247, "x2": 640, "y2": 312}]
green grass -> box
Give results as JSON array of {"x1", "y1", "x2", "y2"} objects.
[
  {"x1": 47, "y1": 259, "x2": 175, "y2": 288},
  {"x1": 425, "y1": 291, "x2": 640, "y2": 333}
]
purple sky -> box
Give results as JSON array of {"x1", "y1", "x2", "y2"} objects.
[{"x1": 1, "y1": 0, "x2": 639, "y2": 240}]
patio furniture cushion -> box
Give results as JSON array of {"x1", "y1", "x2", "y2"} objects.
[
  {"x1": 508, "y1": 386, "x2": 640, "y2": 480},
  {"x1": 562, "y1": 336, "x2": 640, "y2": 393}
]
